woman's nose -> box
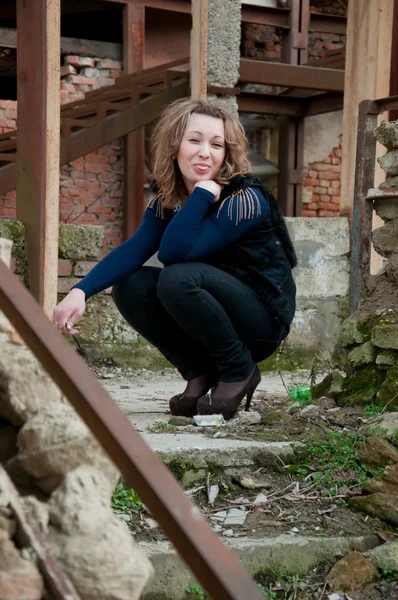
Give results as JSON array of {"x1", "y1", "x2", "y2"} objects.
[{"x1": 198, "y1": 143, "x2": 210, "y2": 158}]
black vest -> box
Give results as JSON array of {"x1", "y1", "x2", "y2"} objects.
[
  {"x1": 203, "y1": 175, "x2": 297, "y2": 326},
  {"x1": 153, "y1": 174, "x2": 298, "y2": 326}
]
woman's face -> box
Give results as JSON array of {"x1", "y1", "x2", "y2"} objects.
[{"x1": 177, "y1": 113, "x2": 226, "y2": 194}]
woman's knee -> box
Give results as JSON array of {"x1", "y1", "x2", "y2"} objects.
[
  {"x1": 157, "y1": 263, "x2": 196, "y2": 298},
  {"x1": 112, "y1": 267, "x2": 159, "y2": 311}
]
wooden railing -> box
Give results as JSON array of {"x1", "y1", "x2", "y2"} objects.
[
  {"x1": 0, "y1": 58, "x2": 190, "y2": 196},
  {"x1": 0, "y1": 259, "x2": 264, "y2": 599},
  {"x1": 350, "y1": 95, "x2": 398, "y2": 313}
]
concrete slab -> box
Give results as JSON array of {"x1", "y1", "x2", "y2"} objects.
[{"x1": 139, "y1": 534, "x2": 380, "y2": 600}]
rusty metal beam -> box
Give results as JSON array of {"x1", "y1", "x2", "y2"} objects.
[
  {"x1": 123, "y1": 3, "x2": 145, "y2": 240},
  {"x1": 0, "y1": 261, "x2": 264, "y2": 600},
  {"x1": 309, "y1": 12, "x2": 347, "y2": 35},
  {"x1": 238, "y1": 93, "x2": 305, "y2": 117},
  {"x1": 349, "y1": 100, "x2": 379, "y2": 313},
  {"x1": 0, "y1": 465, "x2": 80, "y2": 600},
  {"x1": 16, "y1": 0, "x2": 61, "y2": 317},
  {"x1": 239, "y1": 58, "x2": 344, "y2": 92},
  {"x1": 305, "y1": 92, "x2": 344, "y2": 116}
]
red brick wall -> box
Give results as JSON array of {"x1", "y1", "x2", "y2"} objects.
[
  {"x1": 302, "y1": 135, "x2": 342, "y2": 217},
  {"x1": 0, "y1": 55, "x2": 124, "y2": 253}
]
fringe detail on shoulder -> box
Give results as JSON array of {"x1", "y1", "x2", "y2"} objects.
[
  {"x1": 147, "y1": 195, "x2": 167, "y2": 220},
  {"x1": 216, "y1": 187, "x2": 262, "y2": 225}
]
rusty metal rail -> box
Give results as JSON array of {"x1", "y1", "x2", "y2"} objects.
[
  {"x1": 350, "y1": 95, "x2": 398, "y2": 313},
  {"x1": 0, "y1": 259, "x2": 264, "y2": 600},
  {"x1": 0, "y1": 58, "x2": 189, "y2": 196}
]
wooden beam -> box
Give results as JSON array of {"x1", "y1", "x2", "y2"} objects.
[
  {"x1": 340, "y1": 0, "x2": 394, "y2": 219},
  {"x1": 0, "y1": 27, "x2": 122, "y2": 60},
  {"x1": 238, "y1": 93, "x2": 305, "y2": 117},
  {"x1": 305, "y1": 92, "x2": 344, "y2": 116},
  {"x1": 191, "y1": 0, "x2": 208, "y2": 99},
  {"x1": 123, "y1": 4, "x2": 145, "y2": 240},
  {"x1": 239, "y1": 58, "x2": 344, "y2": 92},
  {"x1": 16, "y1": 0, "x2": 61, "y2": 317}
]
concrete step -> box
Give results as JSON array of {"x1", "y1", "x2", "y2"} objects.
[
  {"x1": 138, "y1": 534, "x2": 380, "y2": 600},
  {"x1": 105, "y1": 372, "x2": 301, "y2": 470}
]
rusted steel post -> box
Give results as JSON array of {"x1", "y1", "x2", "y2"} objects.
[
  {"x1": 349, "y1": 100, "x2": 379, "y2": 313},
  {"x1": 0, "y1": 261, "x2": 264, "y2": 600},
  {"x1": 16, "y1": 0, "x2": 61, "y2": 317},
  {"x1": 0, "y1": 465, "x2": 80, "y2": 600},
  {"x1": 191, "y1": 0, "x2": 208, "y2": 99},
  {"x1": 123, "y1": 3, "x2": 145, "y2": 240}
]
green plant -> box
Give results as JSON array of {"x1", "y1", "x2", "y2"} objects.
[
  {"x1": 257, "y1": 583, "x2": 276, "y2": 598},
  {"x1": 363, "y1": 404, "x2": 383, "y2": 419},
  {"x1": 390, "y1": 429, "x2": 398, "y2": 446},
  {"x1": 377, "y1": 558, "x2": 398, "y2": 583},
  {"x1": 111, "y1": 482, "x2": 143, "y2": 513},
  {"x1": 185, "y1": 584, "x2": 207, "y2": 599},
  {"x1": 147, "y1": 421, "x2": 177, "y2": 433},
  {"x1": 291, "y1": 431, "x2": 374, "y2": 492}
]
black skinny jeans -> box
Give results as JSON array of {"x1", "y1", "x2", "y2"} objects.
[{"x1": 112, "y1": 262, "x2": 288, "y2": 382}]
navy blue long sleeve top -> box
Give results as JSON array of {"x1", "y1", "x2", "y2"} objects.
[{"x1": 72, "y1": 186, "x2": 270, "y2": 299}]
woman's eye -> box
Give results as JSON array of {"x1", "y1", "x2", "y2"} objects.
[
  {"x1": 213, "y1": 144, "x2": 223, "y2": 148},
  {"x1": 189, "y1": 139, "x2": 199, "y2": 143}
]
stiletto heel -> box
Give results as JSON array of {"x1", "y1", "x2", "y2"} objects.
[
  {"x1": 245, "y1": 389, "x2": 255, "y2": 411},
  {"x1": 197, "y1": 365, "x2": 261, "y2": 420}
]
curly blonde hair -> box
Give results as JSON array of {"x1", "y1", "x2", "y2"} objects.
[{"x1": 151, "y1": 98, "x2": 251, "y2": 209}]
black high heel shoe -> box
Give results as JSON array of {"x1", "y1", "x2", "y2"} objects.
[
  {"x1": 169, "y1": 374, "x2": 218, "y2": 418},
  {"x1": 196, "y1": 366, "x2": 261, "y2": 420}
]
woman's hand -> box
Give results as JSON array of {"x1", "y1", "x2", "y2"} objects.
[
  {"x1": 194, "y1": 180, "x2": 222, "y2": 202},
  {"x1": 52, "y1": 288, "x2": 86, "y2": 335}
]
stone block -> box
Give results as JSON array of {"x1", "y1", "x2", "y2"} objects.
[
  {"x1": 379, "y1": 175, "x2": 398, "y2": 190},
  {"x1": 286, "y1": 217, "x2": 350, "y2": 258},
  {"x1": 0, "y1": 236, "x2": 12, "y2": 266},
  {"x1": 372, "y1": 323, "x2": 398, "y2": 350},
  {"x1": 74, "y1": 260, "x2": 97, "y2": 277},
  {"x1": 375, "y1": 120, "x2": 398, "y2": 150},
  {"x1": 58, "y1": 224, "x2": 104, "y2": 260},
  {"x1": 58, "y1": 277, "x2": 81, "y2": 294},
  {"x1": 293, "y1": 259, "x2": 349, "y2": 298},
  {"x1": 372, "y1": 220, "x2": 398, "y2": 258},
  {"x1": 385, "y1": 253, "x2": 398, "y2": 284},
  {"x1": 339, "y1": 317, "x2": 365, "y2": 347},
  {"x1": 0, "y1": 536, "x2": 44, "y2": 600},
  {"x1": 357, "y1": 437, "x2": 398, "y2": 469},
  {"x1": 378, "y1": 150, "x2": 398, "y2": 177},
  {"x1": 374, "y1": 197, "x2": 398, "y2": 221},
  {"x1": 349, "y1": 493, "x2": 398, "y2": 526},
  {"x1": 0, "y1": 219, "x2": 28, "y2": 284},
  {"x1": 0, "y1": 338, "x2": 65, "y2": 426},
  {"x1": 376, "y1": 351, "x2": 397, "y2": 367},
  {"x1": 58, "y1": 259, "x2": 72, "y2": 276},
  {"x1": 348, "y1": 341, "x2": 375, "y2": 368},
  {"x1": 65, "y1": 55, "x2": 95, "y2": 68},
  {"x1": 326, "y1": 552, "x2": 377, "y2": 596}
]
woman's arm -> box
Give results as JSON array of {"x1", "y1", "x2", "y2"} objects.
[
  {"x1": 158, "y1": 186, "x2": 269, "y2": 264},
  {"x1": 72, "y1": 201, "x2": 167, "y2": 299}
]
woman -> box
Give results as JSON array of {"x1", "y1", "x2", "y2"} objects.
[{"x1": 53, "y1": 98, "x2": 297, "y2": 420}]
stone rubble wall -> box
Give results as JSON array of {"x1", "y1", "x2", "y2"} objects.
[
  {"x1": 0, "y1": 54, "x2": 124, "y2": 255},
  {"x1": 319, "y1": 120, "x2": 398, "y2": 407},
  {"x1": 0, "y1": 236, "x2": 153, "y2": 599}
]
